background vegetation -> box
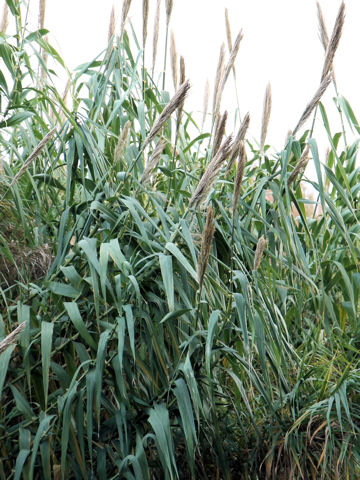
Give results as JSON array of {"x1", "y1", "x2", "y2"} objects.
[{"x1": 0, "y1": 0, "x2": 359, "y2": 478}]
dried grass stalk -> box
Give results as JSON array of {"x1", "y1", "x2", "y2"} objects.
[
  {"x1": 120, "y1": 0, "x2": 132, "y2": 41},
  {"x1": 320, "y1": 1, "x2": 345, "y2": 82},
  {"x1": 288, "y1": 145, "x2": 310, "y2": 186},
  {"x1": 152, "y1": 0, "x2": 161, "y2": 71},
  {"x1": 141, "y1": 138, "x2": 167, "y2": 184},
  {"x1": 143, "y1": 0, "x2": 149, "y2": 48},
  {"x1": 143, "y1": 79, "x2": 190, "y2": 147},
  {"x1": 317, "y1": 2, "x2": 329, "y2": 51},
  {"x1": 293, "y1": 73, "x2": 332, "y2": 135},
  {"x1": 202, "y1": 79, "x2": 210, "y2": 129},
  {"x1": 253, "y1": 235, "x2": 267, "y2": 270},
  {"x1": 170, "y1": 31, "x2": 178, "y2": 90},
  {"x1": 197, "y1": 205, "x2": 216, "y2": 290},
  {"x1": 232, "y1": 142, "x2": 246, "y2": 214},
  {"x1": 10, "y1": 128, "x2": 57, "y2": 186},
  {"x1": 38, "y1": 0, "x2": 46, "y2": 30},
  {"x1": 114, "y1": 120, "x2": 131, "y2": 164},
  {"x1": 108, "y1": 5, "x2": 116, "y2": 45},
  {"x1": 212, "y1": 43, "x2": 225, "y2": 117},
  {"x1": 225, "y1": 112, "x2": 250, "y2": 176},
  {"x1": 0, "y1": 322, "x2": 25, "y2": 355},
  {"x1": 213, "y1": 111, "x2": 228, "y2": 156},
  {"x1": 189, "y1": 136, "x2": 233, "y2": 209},
  {"x1": 260, "y1": 83, "x2": 272, "y2": 154},
  {"x1": 0, "y1": 2, "x2": 9, "y2": 34},
  {"x1": 165, "y1": 0, "x2": 174, "y2": 26}
]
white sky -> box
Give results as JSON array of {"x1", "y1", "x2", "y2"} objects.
[{"x1": 6, "y1": 1, "x2": 360, "y2": 156}]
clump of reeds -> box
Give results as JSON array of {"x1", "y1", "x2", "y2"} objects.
[
  {"x1": 141, "y1": 138, "x2": 167, "y2": 184},
  {"x1": 260, "y1": 83, "x2": 272, "y2": 154},
  {"x1": 143, "y1": 80, "x2": 190, "y2": 148},
  {"x1": 189, "y1": 136, "x2": 233, "y2": 209},
  {"x1": 197, "y1": 205, "x2": 216, "y2": 290},
  {"x1": 253, "y1": 235, "x2": 267, "y2": 270},
  {"x1": 10, "y1": 128, "x2": 57, "y2": 186}
]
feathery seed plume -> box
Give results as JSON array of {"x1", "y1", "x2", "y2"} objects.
[
  {"x1": 10, "y1": 128, "x2": 57, "y2": 186},
  {"x1": 170, "y1": 30, "x2": 178, "y2": 90},
  {"x1": 190, "y1": 136, "x2": 233, "y2": 209},
  {"x1": 202, "y1": 79, "x2": 210, "y2": 129},
  {"x1": 141, "y1": 138, "x2": 167, "y2": 183},
  {"x1": 143, "y1": 79, "x2": 190, "y2": 147},
  {"x1": 260, "y1": 82, "x2": 272, "y2": 154},
  {"x1": 225, "y1": 112, "x2": 250, "y2": 176},
  {"x1": 218, "y1": 30, "x2": 243, "y2": 101},
  {"x1": 114, "y1": 120, "x2": 131, "y2": 164},
  {"x1": 143, "y1": 0, "x2": 149, "y2": 48},
  {"x1": 287, "y1": 145, "x2": 310, "y2": 186},
  {"x1": 0, "y1": 2, "x2": 9, "y2": 34},
  {"x1": 152, "y1": 0, "x2": 161, "y2": 72},
  {"x1": 176, "y1": 56, "x2": 186, "y2": 134},
  {"x1": 254, "y1": 235, "x2": 267, "y2": 271},
  {"x1": 317, "y1": 2, "x2": 329, "y2": 51},
  {"x1": 213, "y1": 111, "x2": 228, "y2": 156},
  {"x1": 0, "y1": 322, "x2": 25, "y2": 355},
  {"x1": 38, "y1": 0, "x2": 46, "y2": 30},
  {"x1": 225, "y1": 8, "x2": 233, "y2": 52},
  {"x1": 320, "y1": 1, "x2": 345, "y2": 82},
  {"x1": 293, "y1": 73, "x2": 332, "y2": 135},
  {"x1": 108, "y1": 6, "x2": 116, "y2": 45},
  {"x1": 232, "y1": 142, "x2": 246, "y2": 214},
  {"x1": 212, "y1": 43, "x2": 225, "y2": 117},
  {"x1": 165, "y1": 0, "x2": 174, "y2": 26},
  {"x1": 197, "y1": 205, "x2": 216, "y2": 290},
  {"x1": 120, "y1": 0, "x2": 132, "y2": 41}
]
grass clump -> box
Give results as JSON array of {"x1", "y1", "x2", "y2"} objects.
[{"x1": 0, "y1": 1, "x2": 359, "y2": 479}]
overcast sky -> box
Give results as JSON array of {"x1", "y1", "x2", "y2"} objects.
[{"x1": 8, "y1": 1, "x2": 360, "y2": 155}]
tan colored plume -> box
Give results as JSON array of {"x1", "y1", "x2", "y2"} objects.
[
  {"x1": 218, "y1": 29, "x2": 243, "y2": 102},
  {"x1": 202, "y1": 79, "x2": 210, "y2": 129},
  {"x1": 10, "y1": 128, "x2": 57, "y2": 186},
  {"x1": 108, "y1": 5, "x2": 115, "y2": 45},
  {"x1": 232, "y1": 142, "x2": 246, "y2": 214},
  {"x1": 260, "y1": 83, "x2": 272, "y2": 154},
  {"x1": 287, "y1": 145, "x2": 310, "y2": 187},
  {"x1": 293, "y1": 73, "x2": 332, "y2": 135},
  {"x1": 143, "y1": 0, "x2": 149, "y2": 48},
  {"x1": 141, "y1": 138, "x2": 167, "y2": 184},
  {"x1": 254, "y1": 235, "x2": 267, "y2": 271},
  {"x1": 143, "y1": 79, "x2": 190, "y2": 147},
  {"x1": 170, "y1": 31, "x2": 178, "y2": 90},
  {"x1": 212, "y1": 43, "x2": 225, "y2": 117},
  {"x1": 197, "y1": 205, "x2": 216, "y2": 290},
  {"x1": 114, "y1": 120, "x2": 131, "y2": 164},
  {"x1": 189, "y1": 136, "x2": 233, "y2": 209},
  {"x1": 0, "y1": 2, "x2": 9, "y2": 34},
  {"x1": 213, "y1": 111, "x2": 228, "y2": 156},
  {"x1": 176, "y1": 56, "x2": 186, "y2": 134},
  {"x1": 0, "y1": 322, "x2": 25, "y2": 355},
  {"x1": 152, "y1": 0, "x2": 161, "y2": 72},
  {"x1": 225, "y1": 112, "x2": 250, "y2": 176},
  {"x1": 165, "y1": 0, "x2": 174, "y2": 26},
  {"x1": 120, "y1": 0, "x2": 132, "y2": 41},
  {"x1": 320, "y1": 1, "x2": 345, "y2": 82}
]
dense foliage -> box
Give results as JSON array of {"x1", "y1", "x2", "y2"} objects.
[{"x1": 0, "y1": 1, "x2": 359, "y2": 478}]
